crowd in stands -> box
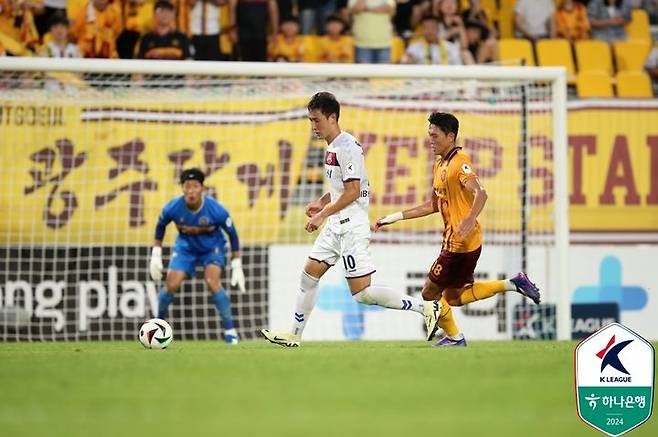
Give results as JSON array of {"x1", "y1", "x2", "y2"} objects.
[{"x1": 0, "y1": 0, "x2": 656, "y2": 96}]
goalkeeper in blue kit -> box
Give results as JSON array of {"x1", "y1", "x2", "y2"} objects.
[{"x1": 149, "y1": 168, "x2": 246, "y2": 344}]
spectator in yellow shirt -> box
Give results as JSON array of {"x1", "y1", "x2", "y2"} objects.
[
  {"x1": 268, "y1": 16, "x2": 304, "y2": 61},
  {"x1": 0, "y1": 0, "x2": 42, "y2": 52},
  {"x1": 70, "y1": 0, "x2": 122, "y2": 58},
  {"x1": 555, "y1": 0, "x2": 590, "y2": 41},
  {"x1": 318, "y1": 14, "x2": 353, "y2": 63}
]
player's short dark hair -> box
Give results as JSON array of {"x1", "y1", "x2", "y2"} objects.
[
  {"x1": 180, "y1": 168, "x2": 205, "y2": 185},
  {"x1": 154, "y1": 0, "x2": 175, "y2": 11},
  {"x1": 428, "y1": 112, "x2": 459, "y2": 139},
  {"x1": 307, "y1": 92, "x2": 340, "y2": 121}
]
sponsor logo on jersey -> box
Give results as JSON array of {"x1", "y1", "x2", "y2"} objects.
[
  {"x1": 325, "y1": 151, "x2": 338, "y2": 166},
  {"x1": 461, "y1": 163, "x2": 472, "y2": 174}
]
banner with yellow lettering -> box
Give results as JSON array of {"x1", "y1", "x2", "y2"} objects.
[{"x1": 1, "y1": 97, "x2": 656, "y2": 246}]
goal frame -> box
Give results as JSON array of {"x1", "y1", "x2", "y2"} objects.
[{"x1": 0, "y1": 57, "x2": 570, "y2": 340}]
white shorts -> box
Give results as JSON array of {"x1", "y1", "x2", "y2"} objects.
[{"x1": 308, "y1": 222, "x2": 376, "y2": 278}]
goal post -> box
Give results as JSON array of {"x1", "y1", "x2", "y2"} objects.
[{"x1": 0, "y1": 57, "x2": 570, "y2": 341}]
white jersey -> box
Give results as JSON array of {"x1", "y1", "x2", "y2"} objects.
[{"x1": 324, "y1": 131, "x2": 370, "y2": 233}]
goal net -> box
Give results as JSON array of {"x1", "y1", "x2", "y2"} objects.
[{"x1": 0, "y1": 58, "x2": 569, "y2": 341}]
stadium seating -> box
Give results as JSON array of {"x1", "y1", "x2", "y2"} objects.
[
  {"x1": 536, "y1": 39, "x2": 576, "y2": 83},
  {"x1": 220, "y1": 4, "x2": 232, "y2": 56},
  {"x1": 613, "y1": 39, "x2": 651, "y2": 72},
  {"x1": 497, "y1": 0, "x2": 516, "y2": 39},
  {"x1": 479, "y1": 0, "x2": 498, "y2": 25},
  {"x1": 625, "y1": 9, "x2": 651, "y2": 42},
  {"x1": 499, "y1": 38, "x2": 535, "y2": 66},
  {"x1": 576, "y1": 70, "x2": 614, "y2": 98},
  {"x1": 302, "y1": 35, "x2": 320, "y2": 62},
  {"x1": 616, "y1": 70, "x2": 654, "y2": 98},
  {"x1": 575, "y1": 40, "x2": 613, "y2": 75},
  {"x1": 391, "y1": 36, "x2": 405, "y2": 64}
]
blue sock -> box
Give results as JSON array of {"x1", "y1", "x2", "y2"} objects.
[
  {"x1": 211, "y1": 289, "x2": 234, "y2": 330},
  {"x1": 157, "y1": 288, "x2": 176, "y2": 320}
]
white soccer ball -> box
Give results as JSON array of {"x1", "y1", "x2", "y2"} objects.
[{"x1": 139, "y1": 318, "x2": 173, "y2": 349}]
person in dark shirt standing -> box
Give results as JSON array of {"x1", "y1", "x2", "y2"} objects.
[
  {"x1": 136, "y1": 0, "x2": 192, "y2": 59},
  {"x1": 228, "y1": 0, "x2": 279, "y2": 61}
]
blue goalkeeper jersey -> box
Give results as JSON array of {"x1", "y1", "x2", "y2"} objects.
[{"x1": 155, "y1": 195, "x2": 239, "y2": 255}]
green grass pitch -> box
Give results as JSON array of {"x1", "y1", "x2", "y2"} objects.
[{"x1": 1, "y1": 340, "x2": 655, "y2": 437}]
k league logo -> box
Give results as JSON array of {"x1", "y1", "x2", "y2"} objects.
[
  {"x1": 575, "y1": 323, "x2": 654, "y2": 436},
  {"x1": 597, "y1": 335, "x2": 632, "y2": 379}
]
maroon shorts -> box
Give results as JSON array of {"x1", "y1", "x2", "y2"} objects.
[{"x1": 428, "y1": 247, "x2": 482, "y2": 289}]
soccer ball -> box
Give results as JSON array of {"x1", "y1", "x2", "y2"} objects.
[{"x1": 139, "y1": 318, "x2": 173, "y2": 349}]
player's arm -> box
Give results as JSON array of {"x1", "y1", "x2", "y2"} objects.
[
  {"x1": 457, "y1": 177, "x2": 487, "y2": 238},
  {"x1": 305, "y1": 180, "x2": 359, "y2": 233},
  {"x1": 150, "y1": 208, "x2": 172, "y2": 281},
  {"x1": 218, "y1": 209, "x2": 246, "y2": 293},
  {"x1": 374, "y1": 191, "x2": 439, "y2": 231},
  {"x1": 305, "y1": 191, "x2": 331, "y2": 217}
]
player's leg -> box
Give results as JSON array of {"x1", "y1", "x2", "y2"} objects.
[
  {"x1": 447, "y1": 274, "x2": 540, "y2": 306},
  {"x1": 344, "y1": 224, "x2": 441, "y2": 341},
  {"x1": 425, "y1": 251, "x2": 465, "y2": 346},
  {"x1": 157, "y1": 250, "x2": 194, "y2": 320},
  {"x1": 349, "y1": 274, "x2": 441, "y2": 342},
  {"x1": 261, "y1": 227, "x2": 336, "y2": 347},
  {"x1": 158, "y1": 270, "x2": 186, "y2": 320},
  {"x1": 441, "y1": 248, "x2": 541, "y2": 306},
  {"x1": 292, "y1": 257, "x2": 331, "y2": 334},
  {"x1": 202, "y1": 252, "x2": 240, "y2": 344},
  {"x1": 345, "y1": 224, "x2": 421, "y2": 313}
]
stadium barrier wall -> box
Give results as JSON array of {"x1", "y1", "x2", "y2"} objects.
[
  {"x1": 269, "y1": 244, "x2": 656, "y2": 341},
  {"x1": 0, "y1": 246, "x2": 268, "y2": 340}
]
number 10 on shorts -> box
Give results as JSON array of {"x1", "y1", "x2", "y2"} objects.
[{"x1": 343, "y1": 255, "x2": 356, "y2": 272}]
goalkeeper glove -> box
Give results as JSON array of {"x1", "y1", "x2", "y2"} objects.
[
  {"x1": 149, "y1": 247, "x2": 163, "y2": 281},
  {"x1": 230, "y1": 258, "x2": 246, "y2": 294}
]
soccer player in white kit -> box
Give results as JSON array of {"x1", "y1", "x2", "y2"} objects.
[{"x1": 261, "y1": 92, "x2": 441, "y2": 347}]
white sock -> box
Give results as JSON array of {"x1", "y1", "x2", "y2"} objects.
[
  {"x1": 353, "y1": 284, "x2": 424, "y2": 314},
  {"x1": 225, "y1": 328, "x2": 238, "y2": 337},
  {"x1": 291, "y1": 271, "x2": 319, "y2": 337}
]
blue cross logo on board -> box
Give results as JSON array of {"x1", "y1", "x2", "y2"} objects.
[
  {"x1": 572, "y1": 256, "x2": 648, "y2": 312},
  {"x1": 317, "y1": 280, "x2": 383, "y2": 340}
]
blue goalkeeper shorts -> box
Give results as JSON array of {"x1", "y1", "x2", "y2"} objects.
[{"x1": 168, "y1": 247, "x2": 226, "y2": 278}]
